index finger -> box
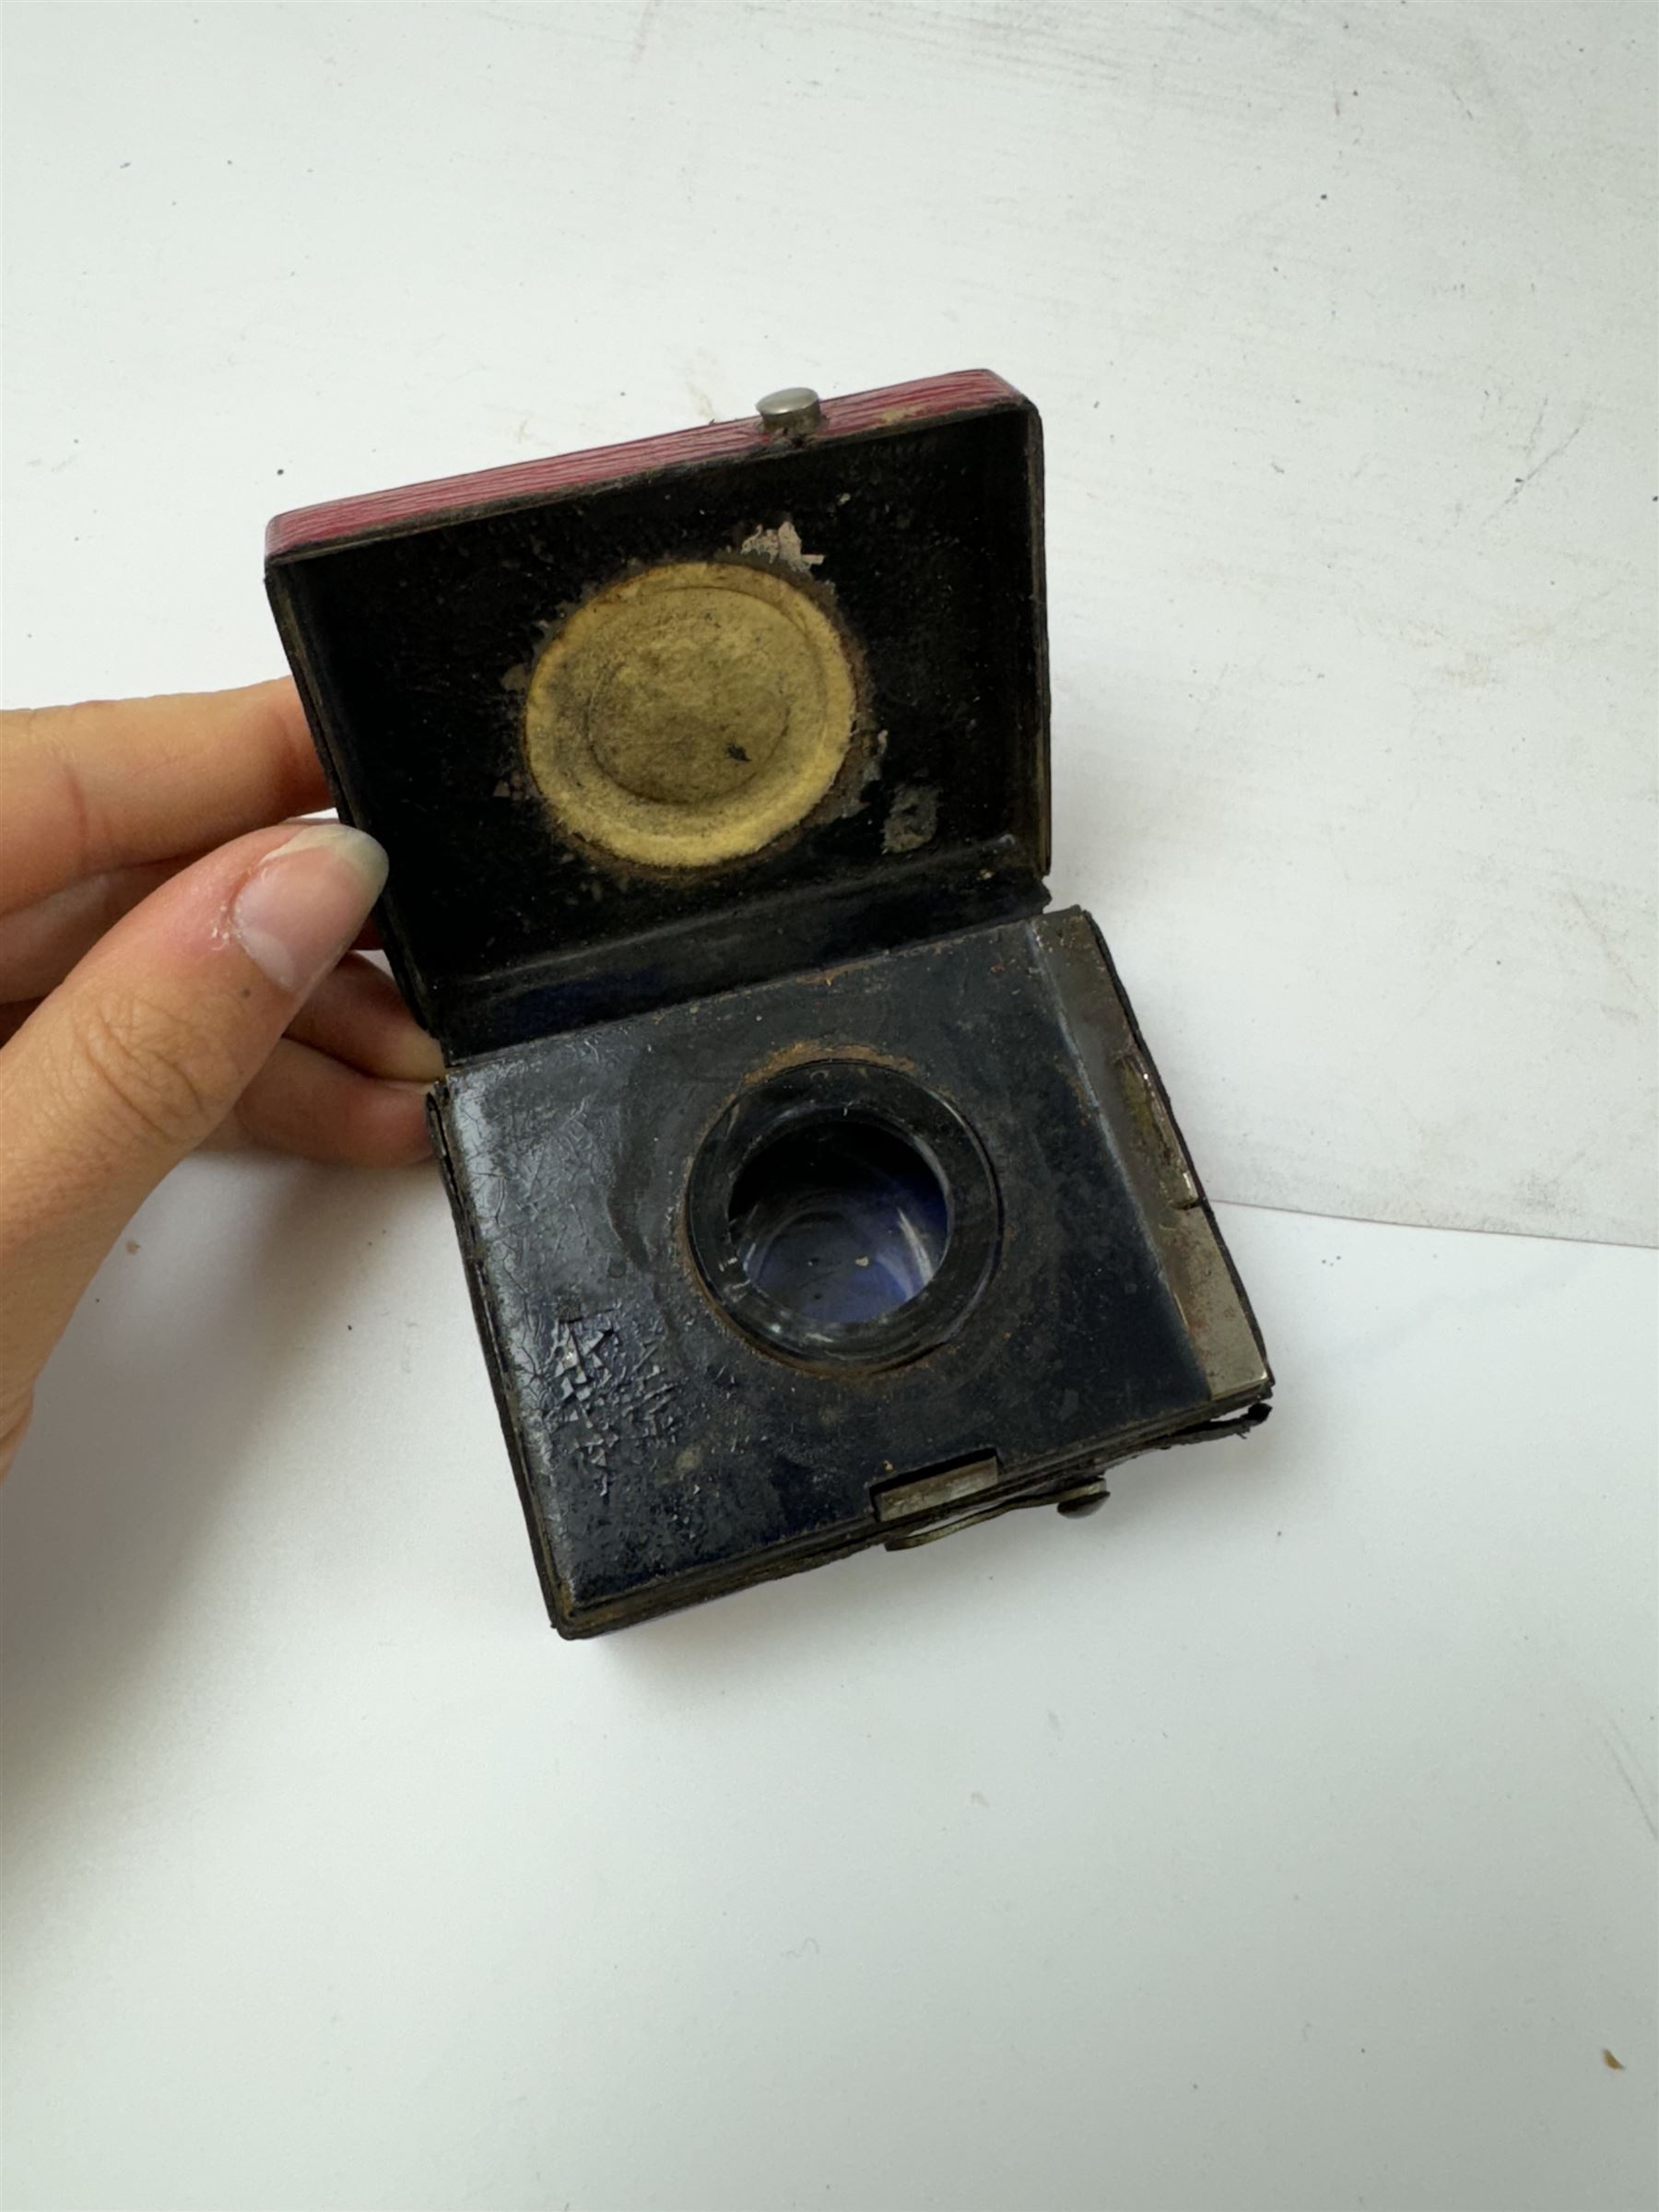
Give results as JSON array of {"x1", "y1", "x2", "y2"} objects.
[{"x1": 0, "y1": 679, "x2": 330, "y2": 916}]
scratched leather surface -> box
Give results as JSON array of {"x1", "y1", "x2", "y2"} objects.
[{"x1": 433, "y1": 912, "x2": 1226, "y2": 1629}]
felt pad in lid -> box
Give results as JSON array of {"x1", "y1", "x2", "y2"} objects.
[{"x1": 265, "y1": 371, "x2": 1049, "y2": 1058}]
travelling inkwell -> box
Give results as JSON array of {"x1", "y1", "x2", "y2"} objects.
[{"x1": 266, "y1": 373, "x2": 1272, "y2": 1635}]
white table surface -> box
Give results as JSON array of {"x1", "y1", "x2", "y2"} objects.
[
  {"x1": 2, "y1": 7, "x2": 1654, "y2": 2211},
  {"x1": 3, "y1": 1176, "x2": 1655, "y2": 2211}
]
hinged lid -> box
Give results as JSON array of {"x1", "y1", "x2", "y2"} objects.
[{"x1": 265, "y1": 371, "x2": 1049, "y2": 1059}]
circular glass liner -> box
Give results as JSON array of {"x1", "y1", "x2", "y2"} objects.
[
  {"x1": 728, "y1": 1115, "x2": 950, "y2": 1327},
  {"x1": 686, "y1": 1060, "x2": 1001, "y2": 1371}
]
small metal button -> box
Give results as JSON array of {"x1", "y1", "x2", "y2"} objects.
[
  {"x1": 756, "y1": 386, "x2": 823, "y2": 437},
  {"x1": 1055, "y1": 1481, "x2": 1110, "y2": 1519}
]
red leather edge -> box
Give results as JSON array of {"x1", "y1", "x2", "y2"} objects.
[{"x1": 265, "y1": 370, "x2": 1024, "y2": 560}]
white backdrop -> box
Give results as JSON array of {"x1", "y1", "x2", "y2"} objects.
[
  {"x1": 3, "y1": 1, "x2": 1653, "y2": 1245},
  {"x1": 2, "y1": 9, "x2": 1655, "y2": 2212}
]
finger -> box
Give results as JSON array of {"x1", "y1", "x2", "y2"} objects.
[
  {"x1": 0, "y1": 860, "x2": 181, "y2": 1000},
  {"x1": 0, "y1": 679, "x2": 328, "y2": 916},
  {"x1": 206, "y1": 1037, "x2": 433, "y2": 1165},
  {"x1": 0, "y1": 821, "x2": 386, "y2": 1468},
  {"x1": 0, "y1": 1001, "x2": 40, "y2": 1051},
  {"x1": 284, "y1": 954, "x2": 444, "y2": 1083},
  {"x1": 0, "y1": 863, "x2": 383, "y2": 1003}
]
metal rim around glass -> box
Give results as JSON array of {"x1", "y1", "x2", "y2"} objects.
[{"x1": 686, "y1": 1058, "x2": 1002, "y2": 1371}]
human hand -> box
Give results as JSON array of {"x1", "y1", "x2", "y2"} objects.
[{"x1": 0, "y1": 680, "x2": 442, "y2": 1474}]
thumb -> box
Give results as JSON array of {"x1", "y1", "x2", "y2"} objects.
[{"x1": 0, "y1": 821, "x2": 389, "y2": 1470}]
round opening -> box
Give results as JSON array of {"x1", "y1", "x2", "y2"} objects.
[
  {"x1": 686, "y1": 1059, "x2": 999, "y2": 1371},
  {"x1": 728, "y1": 1116, "x2": 949, "y2": 1326}
]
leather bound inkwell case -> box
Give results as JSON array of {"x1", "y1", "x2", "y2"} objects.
[{"x1": 266, "y1": 372, "x2": 1272, "y2": 1635}]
